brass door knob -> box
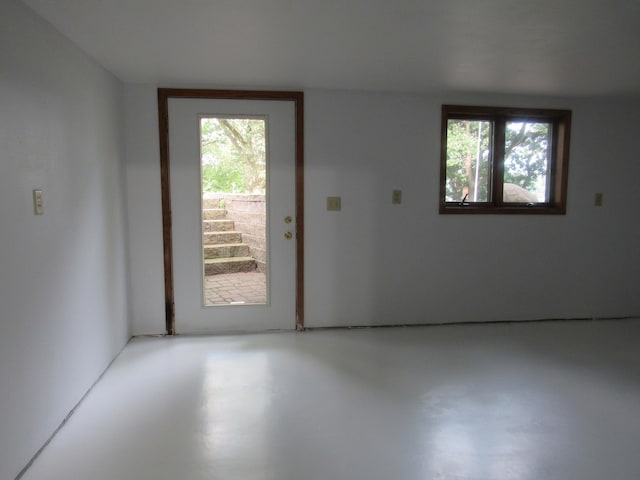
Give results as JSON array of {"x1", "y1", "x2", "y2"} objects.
[
  {"x1": 284, "y1": 216, "x2": 293, "y2": 224},
  {"x1": 284, "y1": 231, "x2": 293, "y2": 240}
]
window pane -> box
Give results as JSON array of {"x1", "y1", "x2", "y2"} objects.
[
  {"x1": 445, "y1": 120, "x2": 491, "y2": 202},
  {"x1": 504, "y1": 121, "x2": 551, "y2": 203},
  {"x1": 200, "y1": 117, "x2": 267, "y2": 306}
]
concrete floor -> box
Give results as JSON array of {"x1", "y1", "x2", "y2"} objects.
[{"x1": 20, "y1": 319, "x2": 640, "y2": 480}]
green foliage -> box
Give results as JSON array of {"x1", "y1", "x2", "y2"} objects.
[
  {"x1": 200, "y1": 117, "x2": 266, "y2": 194},
  {"x1": 504, "y1": 122, "x2": 550, "y2": 194},
  {"x1": 445, "y1": 120, "x2": 491, "y2": 202},
  {"x1": 445, "y1": 119, "x2": 550, "y2": 202},
  {"x1": 201, "y1": 162, "x2": 245, "y2": 193}
]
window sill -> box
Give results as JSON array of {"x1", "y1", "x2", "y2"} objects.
[{"x1": 439, "y1": 203, "x2": 566, "y2": 215}]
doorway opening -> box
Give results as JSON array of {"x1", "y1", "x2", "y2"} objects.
[
  {"x1": 158, "y1": 88, "x2": 304, "y2": 335},
  {"x1": 200, "y1": 116, "x2": 268, "y2": 306}
]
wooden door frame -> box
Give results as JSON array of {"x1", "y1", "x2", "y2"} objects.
[{"x1": 157, "y1": 88, "x2": 304, "y2": 335}]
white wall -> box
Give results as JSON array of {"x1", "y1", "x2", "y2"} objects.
[
  {"x1": 123, "y1": 86, "x2": 166, "y2": 335},
  {"x1": 305, "y1": 90, "x2": 640, "y2": 326},
  {"x1": 0, "y1": 1, "x2": 130, "y2": 478},
  {"x1": 125, "y1": 86, "x2": 640, "y2": 333}
]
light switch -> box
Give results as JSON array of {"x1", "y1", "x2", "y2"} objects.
[
  {"x1": 33, "y1": 189, "x2": 44, "y2": 215},
  {"x1": 327, "y1": 196, "x2": 341, "y2": 211},
  {"x1": 392, "y1": 190, "x2": 402, "y2": 205}
]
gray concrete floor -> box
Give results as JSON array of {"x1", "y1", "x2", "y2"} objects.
[{"x1": 20, "y1": 319, "x2": 640, "y2": 480}]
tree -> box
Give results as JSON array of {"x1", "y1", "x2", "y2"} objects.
[
  {"x1": 445, "y1": 120, "x2": 491, "y2": 202},
  {"x1": 503, "y1": 122, "x2": 550, "y2": 195},
  {"x1": 445, "y1": 120, "x2": 549, "y2": 202},
  {"x1": 200, "y1": 118, "x2": 266, "y2": 194}
]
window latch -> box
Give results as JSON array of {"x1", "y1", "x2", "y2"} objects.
[{"x1": 459, "y1": 193, "x2": 469, "y2": 206}]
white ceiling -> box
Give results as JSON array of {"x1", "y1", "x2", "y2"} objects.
[{"x1": 21, "y1": 0, "x2": 640, "y2": 96}]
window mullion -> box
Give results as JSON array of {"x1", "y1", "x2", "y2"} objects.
[
  {"x1": 493, "y1": 118, "x2": 505, "y2": 206},
  {"x1": 547, "y1": 121, "x2": 559, "y2": 205}
]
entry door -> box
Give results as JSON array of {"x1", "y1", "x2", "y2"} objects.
[{"x1": 168, "y1": 97, "x2": 297, "y2": 334}]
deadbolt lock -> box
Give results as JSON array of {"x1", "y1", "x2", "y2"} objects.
[
  {"x1": 284, "y1": 216, "x2": 293, "y2": 224},
  {"x1": 284, "y1": 231, "x2": 293, "y2": 240}
]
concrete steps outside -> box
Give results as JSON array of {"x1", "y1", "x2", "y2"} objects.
[
  {"x1": 204, "y1": 257, "x2": 256, "y2": 275},
  {"x1": 203, "y1": 198, "x2": 223, "y2": 209},
  {"x1": 203, "y1": 243, "x2": 250, "y2": 259},
  {"x1": 203, "y1": 208, "x2": 227, "y2": 220},
  {"x1": 203, "y1": 231, "x2": 243, "y2": 245},
  {"x1": 203, "y1": 219, "x2": 235, "y2": 233},
  {"x1": 202, "y1": 202, "x2": 257, "y2": 275}
]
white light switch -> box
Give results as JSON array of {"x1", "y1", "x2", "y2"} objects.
[{"x1": 33, "y1": 189, "x2": 44, "y2": 215}]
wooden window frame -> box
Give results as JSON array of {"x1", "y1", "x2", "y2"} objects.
[{"x1": 439, "y1": 105, "x2": 572, "y2": 215}]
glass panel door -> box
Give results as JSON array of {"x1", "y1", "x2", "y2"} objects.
[
  {"x1": 169, "y1": 98, "x2": 296, "y2": 334},
  {"x1": 200, "y1": 117, "x2": 268, "y2": 306}
]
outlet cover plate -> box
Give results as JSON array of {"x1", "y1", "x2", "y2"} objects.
[
  {"x1": 327, "y1": 196, "x2": 341, "y2": 211},
  {"x1": 594, "y1": 192, "x2": 604, "y2": 206}
]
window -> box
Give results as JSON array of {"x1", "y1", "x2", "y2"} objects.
[{"x1": 440, "y1": 105, "x2": 571, "y2": 214}]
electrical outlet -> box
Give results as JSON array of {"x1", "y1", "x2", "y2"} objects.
[
  {"x1": 594, "y1": 192, "x2": 603, "y2": 207},
  {"x1": 392, "y1": 190, "x2": 402, "y2": 205},
  {"x1": 327, "y1": 196, "x2": 341, "y2": 211}
]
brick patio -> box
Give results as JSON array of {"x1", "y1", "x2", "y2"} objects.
[{"x1": 204, "y1": 272, "x2": 266, "y2": 305}]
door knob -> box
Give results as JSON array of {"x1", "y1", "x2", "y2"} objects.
[
  {"x1": 284, "y1": 216, "x2": 293, "y2": 224},
  {"x1": 284, "y1": 231, "x2": 293, "y2": 240}
]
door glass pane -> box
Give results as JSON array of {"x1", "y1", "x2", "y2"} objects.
[
  {"x1": 445, "y1": 119, "x2": 492, "y2": 202},
  {"x1": 200, "y1": 116, "x2": 267, "y2": 306},
  {"x1": 504, "y1": 121, "x2": 551, "y2": 203}
]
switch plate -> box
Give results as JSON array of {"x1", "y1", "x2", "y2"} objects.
[
  {"x1": 392, "y1": 189, "x2": 402, "y2": 204},
  {"x1": 327, "y1": 196, "x2": 341, "y2": 211},
  {"x1": 33, "y1": 189, "x2": 44, "y2": 215},
  {"x1": 594, "y1": 192, "x2": 603, "y2": 207}
]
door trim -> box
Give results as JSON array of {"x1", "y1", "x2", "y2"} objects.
[{"x1": 157, "y1": 88, "x2": 304, "y2": 335}]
